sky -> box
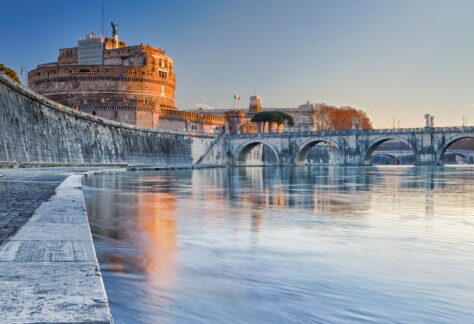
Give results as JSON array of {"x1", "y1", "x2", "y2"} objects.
[{"x1": 1, "y1": 0, "x2": 474, "y2": 128}]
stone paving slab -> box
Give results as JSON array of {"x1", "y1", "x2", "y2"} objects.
[
  {"x1": 0, "y1": 173, "x2": 113, "y2": 323},
  {"x1": 0, "y1": 240, "x2": 96, "y2": 262},
  {"x1": 11, "y1": 223, "x2": 92, "y2": 241},
  {"x1": 0, "y1": 262, "x2": 110, "y2": 323}
]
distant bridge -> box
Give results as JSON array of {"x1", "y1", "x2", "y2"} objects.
[
  {"x1": 219, "y1": 127, "x2": 474, "y2": 166},
  {"x1": 372, "y1": 149, "x2": 474, "y2": 165}
]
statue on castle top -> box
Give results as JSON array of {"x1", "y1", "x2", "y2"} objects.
[
  {"x1": 430, "y1": 115, "x2": 435, "y2": 127},
  {"x1": 111, "y1": 22, "x2": 118, "y2": 37}
]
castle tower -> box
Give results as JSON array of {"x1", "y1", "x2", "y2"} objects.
[
  {"x1": 28, "y1": 30, "x2": 176, "y2": 129},
  {"x1": 249, "y1": 96, "x2": 262, "y2": 115}
]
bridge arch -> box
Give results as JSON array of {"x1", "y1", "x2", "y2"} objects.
[
  {"x1": 442, "y1": 152, "x2": 468, "y2": 164},
  {"x1": 444, "y1": 152, "x2": 467, "y2": 158},
  {"x1": 364, "y1": 137, "x2": 417, "y2": 165},
  {"x1": 296, "y1": 139, "x2": 340, "y2": 165},
  {"x1": 370, "y1": 153, "x2": 401, "y2": 165},
  {"x1": 233, "y1": 140, "x2": 280, "y2": 165},
  {"x1": 437, "y1": 135, "x2": 474, "y2": 164}
]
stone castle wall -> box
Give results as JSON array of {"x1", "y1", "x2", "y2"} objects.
[
  {"x1": 28, "y1": 64, "x2": 175, "y2": 128},
  {"x1": 0, "y1": 73, "x2": 220, "y2": 167},
  {"x1": 28, "y1": 39, "x2": 177, "y2": 129}
]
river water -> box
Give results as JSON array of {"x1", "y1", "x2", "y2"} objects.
[{"x1": 83, "y1": 166, "x2": 474, "y2": 323}]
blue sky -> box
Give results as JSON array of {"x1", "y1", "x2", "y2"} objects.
[{"x1": 1, "y1": 0, "x2": 474, "y2": 128}]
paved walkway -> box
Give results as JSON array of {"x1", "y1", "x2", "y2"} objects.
[
  {"x1": 0, "y1": 169, "x2": 114, "y2": 323},
  {"x1": 0, "y1": 169, "x2": 72, "y2": 245},
  {"x1": 0, "y1": 168, "x2": 119, "y2": 246}
]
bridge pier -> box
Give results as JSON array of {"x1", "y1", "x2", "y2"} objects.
[{"x1": 416, "y1": 153, "x2": 438, "y2": 165}]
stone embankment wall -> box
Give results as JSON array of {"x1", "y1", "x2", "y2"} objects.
[{"x1": 0, "y1": 73, "x2": 221, "y2": 167}]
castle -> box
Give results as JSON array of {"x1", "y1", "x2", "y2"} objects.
[
  {"x1": 28, "y1": 26, "x2": 328, "y2": 134},
  {"x1": 28, "y1": 28, "x2": 225, "y2": 133}
]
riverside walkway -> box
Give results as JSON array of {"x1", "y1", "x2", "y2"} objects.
[
  {"x1": 0, "y1": 168, "x2": 114, "y2": 323},
  {"x1": 0, "y1": 169, "x2": 69, "y2": 245}
]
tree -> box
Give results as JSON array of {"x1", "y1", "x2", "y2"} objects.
[
  {"x1": 313, "y1": 104, "x2": 373, "y2": 131},
  {"x1": 273, "y1": 111, "x2": 294, "y2": 131},
  {"x1": 251, "y1": 111, "x2": 294, "y2": 132},
  {"x1": 0, "y1": 64, "x2": 20, "y2": 83}
]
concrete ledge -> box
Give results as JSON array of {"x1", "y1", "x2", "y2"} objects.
[
  {"x1": 0, "y1": 174, "x2": 113, "y2": 323},
  {"x1": 0, "y1": 162, "x2": 128, "y2": 169},
  {"x1": 0, "y1": 162, "x2": 16, "y2": 168}
]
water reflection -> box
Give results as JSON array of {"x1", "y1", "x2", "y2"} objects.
[{"x1": 83, "y1": 166, "x2": 474, "y2": 323}]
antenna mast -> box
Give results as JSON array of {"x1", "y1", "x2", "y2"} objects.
[{"x1": 101, "y1": 0, "x2": 105, "y2": 36}]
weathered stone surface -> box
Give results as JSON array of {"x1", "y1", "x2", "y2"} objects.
[
  {"x1": 0, "y1": 262, "x2": 110, "y2": 323},
  {"x1": 0, "y1": 240, "x2": 96, "y2": 262}
]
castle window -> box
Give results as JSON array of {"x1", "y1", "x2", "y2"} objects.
[{"x1": 158, "y1": 71, "x2": 168, "y2": 78}]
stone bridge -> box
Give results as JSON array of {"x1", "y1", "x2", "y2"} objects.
[
  {"x1": 221, "y1": 127, "x2": 474, "y2": 166},
  {"x1": 372, "y1": 149, "x2": 474, "y2": 164}
]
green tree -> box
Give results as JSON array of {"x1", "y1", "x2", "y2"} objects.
[
  {"x1": 0, "y1": 64, "x2": 20, "y2": 83},
  {"x1": 251, "y1": 111, "x2": 294, "y2": 132}
]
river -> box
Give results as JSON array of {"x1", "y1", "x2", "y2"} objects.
[{"x1": 83, "y1": 166, "x2": 474, "y2": 323}]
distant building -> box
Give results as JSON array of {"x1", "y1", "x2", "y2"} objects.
[
  {"x1": 226, "y1": 111, "x2": 246, "y2": 133},
  {"x1": 189, "y1": 97, "x2": 322, "y2": 132},
  {"x1": 249, "y1": 96, "x2": 262, "y2": 115},
  {"x1": 28, "y1": 29, "x2": 225, "y2": 133}
]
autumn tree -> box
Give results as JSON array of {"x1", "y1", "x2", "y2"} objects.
[{"x1": 312, "y1": 104, "x2": 373, "y2": 131}]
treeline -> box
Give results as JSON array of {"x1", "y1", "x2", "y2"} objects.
[{"x1": 312, "y1": 104, "x2": 373, "y2": 130}]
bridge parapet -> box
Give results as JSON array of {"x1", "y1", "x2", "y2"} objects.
[{"x1": 229, "y1": 126, "x2": 474, "y2": 140}]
